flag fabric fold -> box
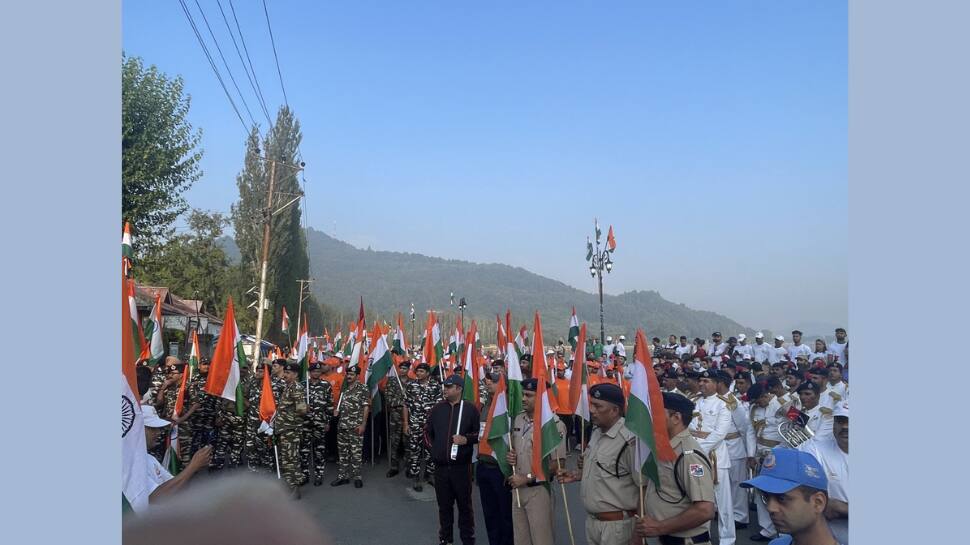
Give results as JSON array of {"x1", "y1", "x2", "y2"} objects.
[
  {"x1": 140, "y1": 292, "x2": 164, "y2": 365},
  {"x1": 122, "y1": 272, "x2": 151, "y2": 513},
  {"x1": 205, "y1": 297, "x2": 245, "y2": 405},
  {"x1": 530, "y1": 312, "x2": 562, "y2": 482},
  {"x1": 568, "y1": 322, "x2": 590, "y2": 425},
  {"x1": 624, "y1": 328, "x2": 676, "y2": 486},
  {"x1": 484, "y1": 373, "x2": 512, "y2": 476}
]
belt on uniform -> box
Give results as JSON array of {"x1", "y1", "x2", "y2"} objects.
[
  {"x1": 757, "y1": 438, "x2": 781, "y2": 447},
  {"x1": 526, "y1": 480, "x2": 544, "y2": 488},
  {"x1": 724, "y1": 432, "x2": 740, "y2": 440},
  {"x1": 658, "y1": 531, "x2": 711, "y2": 545},
  {"x1": 591, "y1": 510, "x2": 637, "y2": 521}
]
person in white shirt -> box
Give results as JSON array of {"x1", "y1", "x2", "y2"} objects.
[
  {"x1": 751, "y1": 332, "x2": 771, "y2": 363},
  {"x1": 733, "y1": 334, "x2": 753, "y2": 359},
  {"x1": 768, "y1": 336, "x2": 787, "y2": 364},
  {"x1": 787, "y1": 330, "x2": 812, "y2": 362},
  {"x1": 674, "y1": 335, "x2": 694, "y2": 359},
  {"x1": 714, "y1": 371, "x2": 756, "y2": 530},
  {"x1": 828, "y1": 328, "x2": 848, "y2": 365},
  {"x1": 663, "y1": 334, "x2": 678, "y2": 351},
  {"x1": 796, "y1": 381, "x2": 834, "y2": 440},
  {"x1": 690, "y1": 369, "x2": 736, "y2": 545},
  {"x1": 824, "y1": 364, "x2": 848, "y2": 404},
  {"x1": 747, "y1": 383, "x2": 786, "y2": 541},
  {"x1": 799, "y1": 401, "x2": 849, "y2": 544},
  {"x1": 709, "y1": 332, "x2": 727, "y2": 357},
  {"x1": 810, "y1": 338, "x2": 831, "y2": 363},
  {"x1": 141, "y1": 405, "x2": 213, "y2": 508},
  {"x1": 807, "y1": 367, "x2": 837, "y2": 411}
]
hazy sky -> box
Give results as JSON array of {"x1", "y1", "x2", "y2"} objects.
[{"x1": 123, "y1": 2, "x2": 847, "y2": 333}]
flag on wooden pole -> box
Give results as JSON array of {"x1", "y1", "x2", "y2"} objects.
[{"x1": 624, "y1": 329, "x2": 676, "y2": 486}]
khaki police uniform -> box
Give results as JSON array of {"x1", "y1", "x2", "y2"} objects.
[
  {"x1": 511, "y1": 412, "x2": 567, "y2": 545},
  {"x1": 580, "y1": 417, "x2": 640, "y2": 545},
  {"x1": 643, "y1": 429, "x2": 716, "y2": 544}
]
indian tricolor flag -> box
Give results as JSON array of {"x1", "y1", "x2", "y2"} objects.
[
  {"x1": 424, "y1": 311, "x2": 444, "y2": 371},
  {"x1": 607, "y1": 225, "x2": 617, "y2": 252},
  {"x1": 461, "y1": 321, "x2": 480, "y2": 407},
  {"x1": 484, "y1": 373, "x2": 512, "y2": 476},
  {"x1": 122, "y1": 221, "x2": 133, "y2": 277},
  {"x1": 163, "y1": 364, "x2": 191, "y2": 475},
  {"x1": 496, "y1": 314, "x2": 506, "y2": 356},
  {"x1": 294, "y1": 315, "x2": 309, "y2": 381},
  {"x1": 568, "y1": 322, "x2": 590, "y2": 426},
  {"x1": 393, "y1": 313, "x2": 408, "y2": 354},
  {"x1": 259, "y1": 364, "x2": 277, "y2": 425},
  {"x1": 189, "y1": 330, "x2": 201, "y2": 372},
  {"x1": 625, "y1": 328, "x2": 676, "y2": 486},
  {"x1": 205, "y1": 297, "x2": 246, "y2": 414},
  {"x1": 530, "y1": 312, "x2": 562, "y2": 482},
  {"x1": 568, "y1": 307, "x2": 580, "y2": 350},
  {"x1": 514, "y1": 325, "x2": 528, "y2": 357},
  {"x1": 365, "y1": 325, "x2": 394, "y2": 413},
  {"x1": 140, "y1": 292, "x2": 164, "y2": 365},
  {"x1": 504, "y1": 311, "x2": 523, "y2": 421},
  {"x1": 122, "y1": 272, "x2": 151, "y2": 513},
  {"x1": 127, "y1": 280, "x2": 147, "y2": 361},
  {"x1": 281, "y1": 306, "x2": 290, "y2": 333}
]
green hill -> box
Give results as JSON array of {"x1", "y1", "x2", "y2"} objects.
[{"x1": 221, "y1": 228, "x2": 754, "y2": 343}]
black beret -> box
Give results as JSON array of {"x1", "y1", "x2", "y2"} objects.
[
  {"x1": 346, "y1": 365, "x2": 361, "y2": 374},
  {"x1": 807, "y1": 367, "x2": 828, "y2": 376},
  {"x1": 415, "y1": 363, "x2": 431, "y2": 372},
  {"x1": 750, "y1": 362, "x2": 764, "y2": 372},
  {"x1": 713, "y1": 370, "x2": 732, "y2": 385},
  {"x1": 399, "y1": 359, "x2": 412, "y2": 368},
  {"x1": 283, "y1": 362, "x2": 301, "y2": 373},
  {"x1": 662, "y1": 392, "x2": 694, "y2": 414},
  {"x1": 684, "y1": 370, "x2": 701, "y2": 380},
  {"x1": 522, "y1": 378, "x2": 538, "y2": 392},
  {"x1": 590, "y1": 383, "x2": 624, "y2": 407},
  {"x1": 747, "y1": 383, "x2": 766, "y2": 400},
  {"x1": 712, "y1": 332, "x2": 722, "y2": 336},
  {"x1": 272, "y1": 358, "x2": 287, "y2": 366},
  {"x1": 443, "y1": 374, "x2": 464, "y2": 387},
  {"x1": 309, "y1": 362, "x2": 323, "y2": 371},
  {"x1": 698, "y1": 369, "x2": 717, "y2": 380},
  {"x1": 492, "y1": 359, "x2": 506, "y2": 366},
  {"x1": 796, "y1": 381, "x2": 820, "y2": 393},
  {"x1": 520, "y1": 354, "x2": 533, "y2": 363},
  {"x1": 826, "y1": 362, "x2": 843, "y2": 370}
]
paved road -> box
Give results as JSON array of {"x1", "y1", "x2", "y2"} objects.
[{"x1": 209, "y1": 453, "x2": 767, "y2": 545}]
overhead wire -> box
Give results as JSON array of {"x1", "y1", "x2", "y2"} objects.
[
  {"x1": 190, "y1": 0, "x2": 257, "y2": 128},
  {"x1": 227, "y1": 0, "x2": 274, "y2": 126},
  {"x1": 215, "y1": 0, "x2": 273, "y2": 126},
  {"x1": 176, "y1": 0, "x2": 249, "y2": 134},
  {"x1": 261, "y1": 0, "x2": 290, "y2": 108}
]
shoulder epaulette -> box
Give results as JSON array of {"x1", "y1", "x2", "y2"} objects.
[
  {"x1": 819, "y1": 406, "x2": 833, "y2": 415},
  {"x1": 828, "y1": 391, "x2": 842, "y2": 402}
]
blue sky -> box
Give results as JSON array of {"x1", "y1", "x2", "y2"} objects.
[{"x1": 123, "y1": 1, "x2": 847, "y2": 333}]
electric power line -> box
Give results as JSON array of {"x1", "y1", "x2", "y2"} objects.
[
  {"x1": 191, "y1": 0, "x2": 257, "y2": 128},
  {"x1": 261, "y1": 0, "x2": 290, "y2": 108},
  {"x1": 215, "y1": 0, "x2": 273, "y2": 126},
  {"x1": 176, "y1": 0, "x2": 249, "y2": 134},
  {"x1": 227, "y1": 0, "x2": 274, "y2": 125}
]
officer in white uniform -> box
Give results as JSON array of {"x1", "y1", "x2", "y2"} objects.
[
  {"x1": 714, "y1": 371, "x2": 756, "y2": 529},
  {"x1": 746, "y1": 383, "x2": 786, "y2": 541},
  {"x1": 796, "y1": 381, "x2": 834, "y2": 440},
  {"x1": 824, "y1": 363, "x2": 848, "y2": 403},
  {"x1": 799, "y1": 400, "x2": 849, "y2": 544},
  {"x1": 688, "y1": 369, "x2": 735, "y2": 545}
]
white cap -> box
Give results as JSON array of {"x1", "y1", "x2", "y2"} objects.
[
  {"x1": 737, "y1": 334, "x2": 746, "y2": 341},
  {"x1": 775, "y1": 335, "x2": 785, "y2": 342},
  {"x1": 618, "y1": 335, "x2": 626, "y2": 341},
  {"x1": 755, "y1": 332, "x2": 764, "y2": 339},
  {"x1": 141, "y1": 405, "x2": 170, "y2": 428},
  {"x1": 546, "y1": 349, "x2": 555, "y2": 355},
  {"x1": 606, "y1": 336, "x2": 613, "y2": 342},
  {"x1": 834, "y1": 401, "x2": 849, "y2": 418}
]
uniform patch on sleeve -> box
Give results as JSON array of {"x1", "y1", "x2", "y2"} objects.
[{"x1": 689, "y1": 464, "x2": 705, "y2": 477}]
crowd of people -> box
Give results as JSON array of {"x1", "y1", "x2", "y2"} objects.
[{"x1": 132, "y1": 326, "x2": 849, "y2": 545}]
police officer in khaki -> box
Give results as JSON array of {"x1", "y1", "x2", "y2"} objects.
[
  {"x1": 505, "y1": 378, "x2": 567, "y2": 545},
  {"x1": 634, "y1": 392, "x2": 716, "y2": 545},
  {"x1": 558, "y1": 382, "x2": 639, "y2": 545}
]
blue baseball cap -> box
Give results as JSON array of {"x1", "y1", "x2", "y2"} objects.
[
  {"x1": 443, "y1": 374, "x2": 464, "y2": 387},
  {"x1": 741, "y1": 448, "x2": 828, "y2": 493}
]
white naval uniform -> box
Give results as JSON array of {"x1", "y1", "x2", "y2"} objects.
[
  {"x1": 825, "y1": 381, "x2": 848, "y2": 404},
  {"x1": 800, "y1": 436, "x2": 849, "y2": 544},
  {"x1": 690, "y1": 394, "x2": 735, "y2": 545},
  {"x1": 751, "y1": 342, "x2": 771, "y2": 363},
  {"x1": 775, "y1": 390, "x2": 801, "y2": 411},
  {"x1": 803, "y1": 403, "x2": 834, "y2": 440},
  {"x1": 751, "y1": 397, "x2": 785, "y2": 538},
  {"x1": 721, "y1": 393, "x2": 756, "y2": 525}
]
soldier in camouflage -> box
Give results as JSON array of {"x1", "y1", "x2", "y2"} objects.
[
  {"x1": 405, "y1": 362, "x2": 442, "y2": 491},
  {"x1": 212, "y1": 365, "x2": 248, "y2": 473},
  {"x1": 189, "y1": 358, "x2": 220, "y2": 462},
  {"x1": 154, "y1": 362, "x2": 197, "y2": 465},
  {"x1": 383, "y1": 359, "x2": 411, "y2": 478},
  {"x1": 144, "y1": 356, "x2": 177, "y2": 461},
  {"x1": 245, "y1": 359, "x2": 277, "y2": 473},
  {"x1": 276, "y1": 362, "x2": 308, "y2": 499},
  {"x1": 301, "y1": 361, "x2": 333, "y2": 486},
  {"x1": 331, "y1": 365, "x2": 370, "y2": 488}
]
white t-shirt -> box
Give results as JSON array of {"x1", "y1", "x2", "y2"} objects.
[
  {"x1": 734, "y1": 344, "x2": 753, "y2": 359},
  {"x1": 787, "y1": 343, "x2": 812, "y2": 361},
  {"x1": 767, "y1": 346, "x2": 787, "y2": 364},
  {"x1": 828, "y1": 341, "x2": 847, "y2": 364},
  {"x1": 751, "y1": 342, "x2": 772, "y2": 363},
  {"x1": 146, "y1": 453, "x2": 173, "y2": 497},
  {"x1": 799, "y1": 436, "x2": 848, "y2": 544},
  {"x1": 675, "y1": 344, "x2": 693, "y2": 358}
]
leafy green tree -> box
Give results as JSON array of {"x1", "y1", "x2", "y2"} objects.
[{"x1": 122, "y1": 54, "x2": 203, "y2": 255}]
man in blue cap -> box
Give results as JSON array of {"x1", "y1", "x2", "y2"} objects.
[{"x1": 741, "y1": 448, "x2": 841, "y2": 545}]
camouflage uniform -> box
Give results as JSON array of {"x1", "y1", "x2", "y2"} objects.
[
  {"x1": 301, "y1": 378, "x2": 333, "y2": 482},
  {"x1": 189, "y1": 372, "x2": 220, "y2": 457},
  {"x1": 245, "y1": 372, "x2": 278, "y2": 472},
  {"x1": 383, "y1": 375, "x2": 408, "y2": 471},
  {"x1": 156, "y1": 381, "x2": 192, "y2": 465},
  {"x1": 479, "y1": 376, "x2": 492, "y2": 408},
  {"x1": 275, "y1": 380, "x2": 307, "y2": 488},
  {"x1": 405, "y1": 379, "x2": 441, "y2": 480},
  {"x1": 146, "y1": 364, "x2": 169, "y2": 461},
  {"x1": 336, "y1": 380, "x2": 371, "y2": 481},
  {"x1": 213, "y1": 396, "x2": 247, "y2": 470}
]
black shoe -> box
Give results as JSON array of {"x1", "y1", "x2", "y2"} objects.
[
  {"x1": 354, "y1": 479, "x2": 363, "y2": 488},
  {"x1": 750, "y1": 535, "x2": 775, "y2": 542},
  {"x1": 330, "y1": 478, "x2": 349, "y2": 487},
  {"x1": 313, "y1": 477, "x2": 323, "y2": 486},
  {"x1": 386, "y1": 469, "x2": 399, "y2": 478},
  {"x1": 413, "y1": 483, "x2": 423, "y2": 492},
  {"x1": 735, "y1": 522, "x2": 749, "y2": 529}
]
